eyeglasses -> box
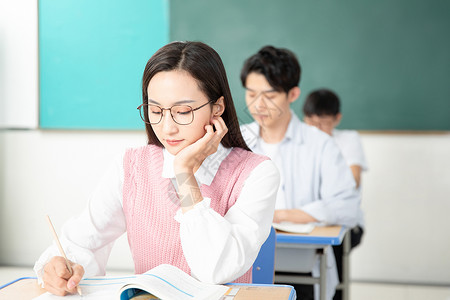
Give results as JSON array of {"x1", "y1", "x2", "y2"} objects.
[{"x1": 137, "y1": 100, "x2": 213, "y2": 125}]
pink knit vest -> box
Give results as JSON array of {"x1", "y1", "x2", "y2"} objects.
[{"x1": 122, "y1": 145, "x2": 269, "y2": 283}]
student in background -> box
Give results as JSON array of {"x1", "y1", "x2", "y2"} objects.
[
  {"x1": 34, "y1": 41, "x2": 279, "y2": 296},
  {"x1": 239, "y1": 45, "x2": 362, "y2": 300},
  {"x1": 303, "y1": 89, "x2": 368, "y2": 188},
  {"x1": 303, "y1": 88, "x2": 367, "y2": 300}
]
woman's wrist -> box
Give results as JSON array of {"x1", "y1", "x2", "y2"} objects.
[
  {"x1": 175, "y1": 171, "x2": 203, "y2": 212},
  {"x1": 173, "y1": 158, "x2": 200, "y2": 175}
]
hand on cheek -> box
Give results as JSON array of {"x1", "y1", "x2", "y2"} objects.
[{"x1": 174, "y1": 117, "x2": 228, "y2": 174}]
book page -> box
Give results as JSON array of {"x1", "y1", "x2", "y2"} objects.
[
  {"x1": 118, "y1": 264, "x2": 229, "y2": 300},
  {"x1": 32, "y1": 276, "x2": 130, "y2": 300},
  {"x1": 32, "y1": 265, "x2": 229, "y2": 300},
  {"x1": 272, "y1": 222, "x2": 315, "y2": 234}
]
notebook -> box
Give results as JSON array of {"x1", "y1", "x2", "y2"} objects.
[{"x1": 272, "y1": 222, "x2": 315, "y2": 234}]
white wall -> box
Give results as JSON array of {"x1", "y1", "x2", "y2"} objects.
[
  {"x1": 0, "y1": 130, "x2": 144, "y2": 271},
  {"x1": 0, "y1": 0, "x2": 38, "y2": 129},
  {"x1": 351, "y1": 133, "x2": 450, "y2": 285}
]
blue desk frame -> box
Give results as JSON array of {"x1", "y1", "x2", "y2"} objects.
[
  {"x1": 275, "y1": 226, "x2": 348, "y2": 300},
  {"x1": 276, "y1": 226, "x2": 346, "y2": 245}
]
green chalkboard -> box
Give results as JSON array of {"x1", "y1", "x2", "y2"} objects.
[
  {"x1": 39, "y1": 0, "x2": 169, "y2": 129},
  {"x1": 170, "y1": 0, "x2": 450, "y2": 130}
]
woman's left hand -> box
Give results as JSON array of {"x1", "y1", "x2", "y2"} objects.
[{"x1": 174, "y1": 116, "x2": 228, "y2": 174}]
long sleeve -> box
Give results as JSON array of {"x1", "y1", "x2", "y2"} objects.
[
  {"x1": 300, "y1": 138, "x2": 360, "y2": 227},
  {"x1": 174, "y1": 160, "x2": 280, "y2": 284},
  {"x1": 242, "y1": 117, "x2": 362, "y2": 228},
  {"x1": 34, "y1": 156, "x2": 126, "y2": 283},
  {"x1": 333, "y1": 129, "x2": 368, "y2": 171}
]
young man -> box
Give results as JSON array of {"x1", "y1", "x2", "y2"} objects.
[
  {"x1": 239, "y1": 46, "x2": 363, "y2": 300},
  {"x1": 303, "y1": 88, "x2": 367, "y2": 300}
]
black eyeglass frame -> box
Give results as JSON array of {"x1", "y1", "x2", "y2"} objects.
[{"x1": 137, "y1": 100, "x2": 214, "y2": 125}]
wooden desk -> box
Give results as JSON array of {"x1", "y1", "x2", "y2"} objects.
[
  {"x1": 0, "y1": 278, "x2": 45, "y2": 300},
  {"x1": 0, "y1": 278, "x2": 296, "y2": 300},
  {"x1": 274, "y1": 226, "x2": 348, "y2": 300}
]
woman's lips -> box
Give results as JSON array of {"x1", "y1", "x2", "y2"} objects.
[{"x1": 165, "y1": 139, "x2": 183, "y2": 146}]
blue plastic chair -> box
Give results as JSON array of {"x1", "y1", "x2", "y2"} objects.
[{"x1": 252, "y1": 226, "x2": 276, "y2": 284}]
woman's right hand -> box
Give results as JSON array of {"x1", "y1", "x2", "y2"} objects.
[
  {"x1": 174, "y1": 116, "x2": 228, "y2": 174},
  {"x1": 42, "y1": 256, "x2": 84, "y2": 296}
]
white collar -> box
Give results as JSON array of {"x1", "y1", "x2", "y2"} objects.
[
  {"x1": 161, "y1": 143, "x2": 232, "y2": 186},
  {"x1": 247, "y1": 109, "x2": 304, "y2": 148}
]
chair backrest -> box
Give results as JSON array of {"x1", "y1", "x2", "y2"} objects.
[{"x1": 252, "y1": 226, "x2": 276, "y2": 284}]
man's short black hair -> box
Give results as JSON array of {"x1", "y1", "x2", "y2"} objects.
[
  {"x1": 303, "y1": 89, "x2": 341, "y2": 116},
  {"x1": 240, "y1": 46, "x2": 301, "y2": 94}
]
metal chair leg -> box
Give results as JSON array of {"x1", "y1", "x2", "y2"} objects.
[
  {"x1": 319, "y1": 247, "x2": 328, "y2": 300},
  {"x1": 342, "y1": 229, "x2": 351, "y2": 300}
]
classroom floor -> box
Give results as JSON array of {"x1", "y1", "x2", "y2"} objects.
[{"x1": 1, "y1": 266, "x2": 450, "y2": 300}]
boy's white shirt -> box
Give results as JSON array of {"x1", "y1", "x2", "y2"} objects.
[
  {"x1": 240, "y1": 111, "x2": 362, "y2": 300},
  {"x1": 241, "y1": 112, "x2": 362, "y2": 227},
  {"x1": 258, "y1": 139, "x2": 288, "y2": 209},
  {"x1": 332, "y1": 129, "x2": 368, "y2": 172},
  {"x1": 332, "y1": 129, "x2": 368, "y2": 227},
  {"x1": 34, "y1": 144, "x2": 280, "y2": 285}
]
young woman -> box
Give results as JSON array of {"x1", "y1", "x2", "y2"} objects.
[{"x1": 34, "y1": 41, "x2": 279, "y2": 296}]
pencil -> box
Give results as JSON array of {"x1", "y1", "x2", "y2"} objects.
[{"x1": 46, "y1": 215, "x2": 83, "y2": 296}]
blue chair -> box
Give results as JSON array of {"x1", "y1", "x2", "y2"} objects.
[{"x1": 252, "y1": 226, "x2": 276, "y2": 284}]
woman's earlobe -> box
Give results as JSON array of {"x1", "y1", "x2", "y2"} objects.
[{"x1": 214, "y1": 96, "x2": 225, "y2": 116}]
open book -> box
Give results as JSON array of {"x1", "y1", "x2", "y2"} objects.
[
  {"x1": 272, "y1": 222, "x2": 315, "y2": 234},
  {"x1": 33, "y1": 264, "x2": 232, "y2": 300}
]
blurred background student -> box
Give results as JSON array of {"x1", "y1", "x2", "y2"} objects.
[
  {"x1": 303, "y1": 88, "x2": 368, "y2": 300},
  {"x1": 239, "y1": 46, "x2": 362, "y2": 300}
]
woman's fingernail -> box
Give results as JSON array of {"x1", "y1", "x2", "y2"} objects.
[{"x1": 67, "y1": 280, "x2": 76, "y2": 289}]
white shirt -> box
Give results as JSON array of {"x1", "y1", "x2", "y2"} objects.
[
  {"x1": 258, "y1": 140, "x2": 288, "y2": 209},
  {"x1": 34, "y1": 144, "x2": 280, "y2": 285},
  {"x1": 333, "y1": 129, "x2": 368, "y2": 172},
  {"x1": 241, "y1": 112, "x2": 362, "y2": 227},
  {"x1": 240, "y1": 112, "x2": 362, "y2": 300},
  {"x1": 333, "y1": 129, "x2": 367, "y2": 228}
]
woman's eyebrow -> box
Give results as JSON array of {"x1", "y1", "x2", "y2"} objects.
[{"x1": 148, "y1": 98, "x2": 196, "y2": 105}]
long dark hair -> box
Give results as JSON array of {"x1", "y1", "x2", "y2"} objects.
[{"x1": 141, "y1": 41, "x2": 250, "y2": 151}]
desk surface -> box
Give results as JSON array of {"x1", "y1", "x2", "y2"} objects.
[
  {"x1": 276, "y1": 225, "x2": 345, "y2": 245},
  {"x1": 0, "y1": 278, "x2": 296, "y2": 300}
]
